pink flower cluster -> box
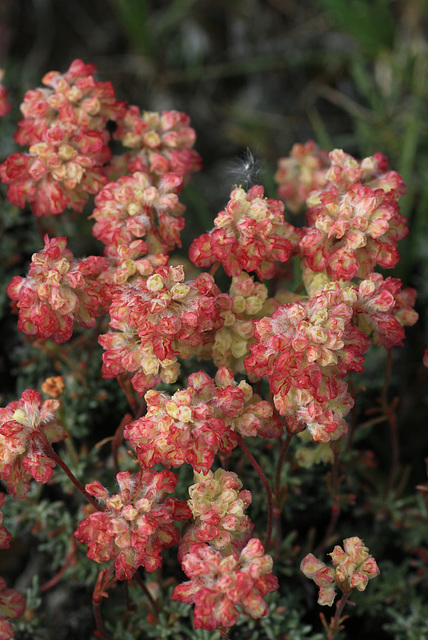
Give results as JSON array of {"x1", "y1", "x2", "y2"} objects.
[
  {"x1": 300, "y1": 537, "x2": 380, "y2": 606},
  {"x1": 274, "y1": 140, "x2": 330, "y2": 214},
  {"x1": 0, "y1": 577, "x2": 26, "y2": 640},
  {"x1": 7, "y1": 235, "x2": 107, "y2": 343},
  {"x1": 74, "y1": 470, "x2": 190, "y2": 580},
  {"x1": 0, "y1": 59, "x2": 126, "y2": 217},
  {"x1": 111, "y1": 106, "x2": 202, "y2": 180},
  {"x1": 91, "y1": 170, "x2": 185, "y2": 258},
  {"x1": 99, "y1": 265, "x2": 227, "y2": 394},
  {"x1": 211, "y1": 273, "x2": 279, "y2": 374},
  {"x1": 179, "y1": 469, "x2": 253, "y2": 560},
  {"x1": 0, "y1": 389, "x2": 65, "y2": 498},
  {"x1": 245, "y1": 282, "x2": 370, "y2": 441},
  {"x1": 125, "y1": 367, "x2": 280, "y2": 473},
  {"x1": 189, "y1": 185, "x2": 302, "y2": 279},
  {"x1": 172, "y1": 538, "x2": 278, "y2": 631}
]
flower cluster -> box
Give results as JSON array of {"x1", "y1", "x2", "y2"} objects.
[
  {"x1": 0, "y1": 578, "x2": 26, "y2": 640},
  {"x1": 91, "y1": 171, "x2": 185, "y2": 258},
  {"x1": 274, "y1": 140, "x2": 330, "y2": 213},
  {"x1": 125, "y1": 367, "x2": 281, "y2": 473},
  {"x1": 189, "y1": 185, "x2": 302, "y2": 279},
  {"x1": 1, "y1": 124, "x2": 109, "y2": 217},
  {"x1": 14, "y1": 58, "x2": 125, "y2": 144},
  {"x1": 245, "y1": 282, "x2": 369, "y2": 441},
  {"x1": 354, "y1": 273, "x2": 418, "y2": 348},
  {"x1": 179, "y1": 469, "x2": 253, "y2": 559},
  {"x1": 300, "y1": 183, "x2": 408, "y2": 280},
  {"x1": 0, "y1": 389, "x2": 65, "y2": 498},
  {"x1": 99, "y1": 265, "x2": 227, "y2": 394},
  {"x1": 300, "y1": 537, "x2": 380, "y2": 606},
  {"x1": 172, "y1": 538, "x2": 278, "y2": 631},
  {"x1": 211, "y1": 273, "x2": 279, "y2": 373},
  {"x1": 7, "y1": 235, "x2": 107, "y2": 343},
  {"x1": 0, "y1": 60, "x2": 126, "y2": 217},
  {"x1": 111, "y1": 106, "x2": 201, "y2": 180},
  {"x1": 74, "y1": 470, "x2": 190, "y2": 580}
]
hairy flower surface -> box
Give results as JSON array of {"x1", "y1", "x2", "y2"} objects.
[
  {"x1": 125, "y1": 367, "x2": 281, "y2": 472},
  {"x1": 7, "y1": 236, "x2": 108, "y2": 343},
  {"x1": 275, "y1": 380, "x2": 353, "y2": 443},
  {"x1": 74, "y1": 470, "x2": 190, "y2": 580},
  {"x1": 245, "y1": 283, "x2": 370, "y2": 405},
  {"x1": 172, "y1": 538, "x2": 278, "y2": 631},
  {"x1": 329, "y1": 537, "x2": 380, "y2": 593},
  {"x1": 0, "y1": 577, "x2": 26, "y2": 640},
  {"x1": 354, "y1": 273, "x2": 418, "y2": 348},
  {"x1": 99, "y1": 265, "x2": 227, "y2": 394},
  {"x1": 91, "y1": 171, "x2": 185, "y2": 257},
  {"x1": 274, "y1": 140, "x2": 330, "y2": 213},
  {"x1": 319, "y1": 149, "x2": 406, "y2": 201},
  {"x1": 112, "y1": 106, "x2": 201, "y2": 179},
  {"x1": 189, "y1": 185, "x2": 302, "y2": 279},
  {"x1": 301, "y1": 184, "x2": 408, "y2": 280},
  {"x1": 301, "y1": 537, "x2": 379, "y2": 606},
  {"x1": 179, "y1": 469, "x2": 253, "y2": 560},
  {"x1": 1, "y1": 123, "x2": 109, "y2": 216},
  {"x1": 15, "y1": 58, "x2": 125, "y2": 145},
  {"x1": 0, "y1": 389, "x2": 65, "y2": 498}
]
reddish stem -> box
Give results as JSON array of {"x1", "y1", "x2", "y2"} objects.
[
  {"x1": 315, "y1": 447, "x2": 340, "y2": 556},
  {"x1": 40, "y1": 538, "x2": 77, "y2": 592},
  {"x1": 274, "y1": 433, "x2": 292, "y2": 500},
  {"x1": 327, "y1": 592, "x2": 351, "y2": 640},
  {"x1": 237, "y1": 434, "x2": 273, "y2": 550},
  {"x1": 38, "y1": 436, "x2": 99, "y2": 510},
  {"x1": 133, "y1": 571, "x2": 159, "y2": 618}
]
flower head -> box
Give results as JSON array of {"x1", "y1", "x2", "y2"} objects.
[
  {"x1": 0, "y1": 389, "x2": 65, "y2": 498},
  {"x1": 189, "y1": 185, "x2": 302, "y2": 279},
  {"x1": 172, "y1": 538, "x2": 278, "y2": 631},
  {"x1": 7, "y1": 235, "x2": 108, "y2": 343},
  {"x1": 74, "y1": 469, "x2": 190, "y2": 580}
]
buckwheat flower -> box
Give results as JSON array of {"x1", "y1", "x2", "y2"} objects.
[
  {"x1": 1, "y1": 123, "x2": 109, "y2": 216},
  {"x1": 300, "y1": 554, "x2": 336, "y2": 606},
  {"x1": 0, "y1": 577, "x2": 26, "y2": 640},
  {"x1": 99, "y1": 265, "x2": 228, "y2": 394},
  {"x1": 7, "y1": 236, "x2": 108, "y2": 343},
  {"x1": 179, "y1": 469, "x2": 253, "y2": 560},
  {"x1": 112, "y1": 106, "x2": 201, "y2": 179},
  {"x1": 300, "y1": 184, "x2": 408, "y2": 280},
  {"x1": 318, "y1": 149, "x2": 406, "y2": 202},
  {"x1": 245, "y1": 283, "x2": 370, "y2": 405},
  {"x1": 0, "y1": 389, "x2": 65, "y2": 499},
  {"x1": 15, "y1": 58, "x2": 125, "y2": 146},
  {"x1": 74, "y1": 470, "x2": 190, "y2": 580},
  {"x1": 274, "y1": 380, "x2": 354, "y2": 443},
  {"x1": 91, "y1": 171, "x2": 185, "y2": 258},
  {"x1": 0, "y1": 494, "x2": 12, "y2": 549},
  {"x1": 301, "y1": 538, "x2": 379, "y2": 607},
  {"x1": 329, "y1": 537, "x2": 380, "y2": 593},
  {"x1": 172, "y1": 539, "x2": 278, "y2": 631},
  {"x1": 212, "y1": 273, "x2": 280, "y2": 373},
  {"x1": 354, "y1": 273, "x2": 418, "y2": 348},
  {"x1": 125, "y1": 367, "x2": 281, "y2": 473},
  {"x1": 0, "y1": 70, "x2": 12, "y2": 117},
  {"x1": 274, "y1": 140, "x2": 330, "y2": 214},
  {"x1": 189, "y1": 185, "x2": 303, "y2": 280}
]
